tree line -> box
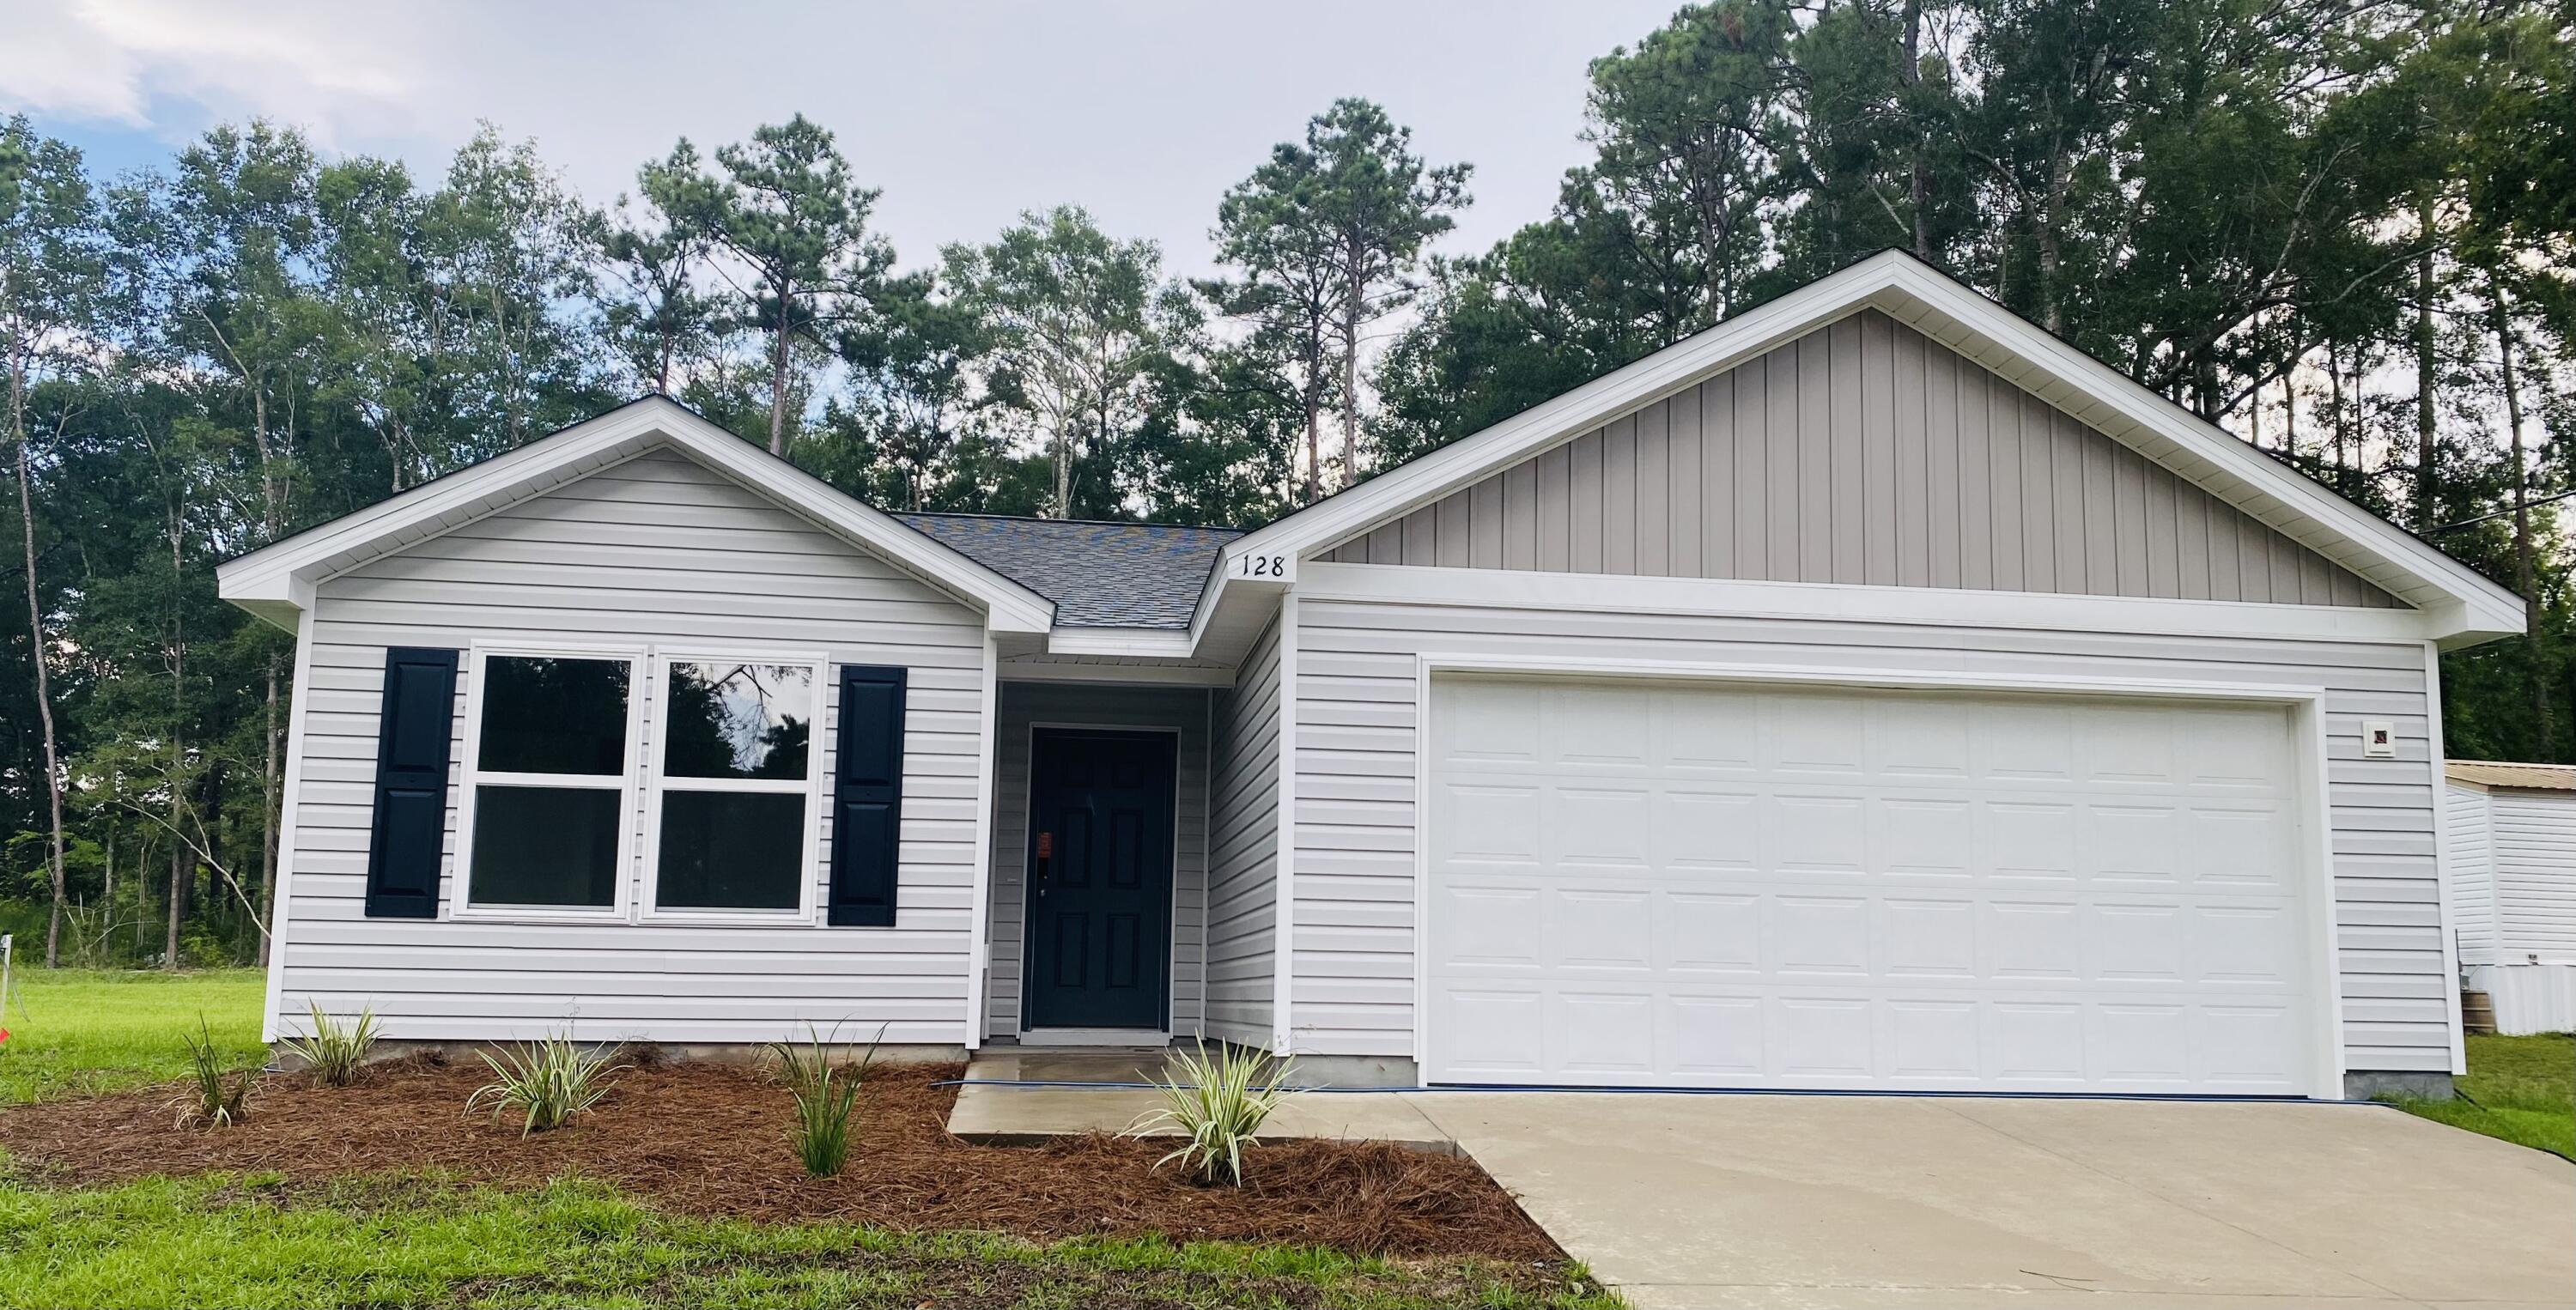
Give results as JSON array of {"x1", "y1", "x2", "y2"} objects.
[{"x1": 3, "y1": 0, "x2": 2567, "y2": 969}]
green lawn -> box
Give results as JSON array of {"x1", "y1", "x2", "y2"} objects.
[
  {"x1": 0, "y1": 1174, "x2": 1613, "y2": 1310},
  {"x1": 0, "y1": 968, "x2": 265, "y2": 1105},
  {"x1": 2388, "y1": 1033, "x2": 2574, "y2": 1160}
]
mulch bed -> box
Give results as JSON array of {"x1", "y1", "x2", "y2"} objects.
[{"x1": 0, "y1": 1052, "x2": 1559, "y2": 1262}]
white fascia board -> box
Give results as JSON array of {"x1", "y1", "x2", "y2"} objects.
[
  {"x1": 1192, "y1": 251, "x2": 2524, "y2": 650},
  {"x1": 1045, "y1": 628, "x2": 1198, "y2": 658},
  {"x1": 1301, "y1": 561, "x2": 2444, "y2": 647},
  {"x1": 214, "y1": 397, "x2": 1055, "y2": 635}
]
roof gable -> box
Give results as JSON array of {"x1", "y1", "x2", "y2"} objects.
[
  {"x1": 217, "y1": 397, "x2": 1054, "y2": 634},
  {"x1": 1217, "y1": 251, "x2": 2523, "y2": 647},
  {"x1": 1321, "y1": 308, "x2": 2402, "y2": 610}
]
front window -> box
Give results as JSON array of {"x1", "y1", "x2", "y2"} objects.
[
  {"x1": 649, "y1": 660, "x2": 818, "y2": 913},
  {"x1": 463, "y1": 654, "x2": 635, "y2": 910}
]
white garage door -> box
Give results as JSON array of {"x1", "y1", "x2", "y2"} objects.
[{"x1": 1424, "y1": 675, "x2": 2324, "y2": 1095}]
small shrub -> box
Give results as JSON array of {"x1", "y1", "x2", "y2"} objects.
[
  {"x1": 769, "y1": 1023, "x2": 880, "y2": 1177},
  {"x1": 465, "y1": 1032, "x2": 625, "y2": 1136},
  {"x1": 171, "y1": 1016, "x2": 255, "y2": 1129},
  {"x1": 279, "y1": 1001, "x2": 379, "y2": 1086},
  {"x1": 1126, "y1": 1040, "x2": 1297, "y2": 1186}
]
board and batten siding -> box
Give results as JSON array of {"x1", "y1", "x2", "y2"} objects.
[
  {"x1": 1202, "y1": 613, "x2": 1285, "y2": 1047},
  {"x1": 1285, "y1": 597, "x2": 2451, "y2": 1076},
  {"x1": 982, "y1": 681, "x2": 1210, "y2": 1039},
  {"x1": 1323, "y1": 310, "x2": 2399, "y2": 610},
  {"x1": 278, "y1": 446, "x2": 991, "y2": 1045}
]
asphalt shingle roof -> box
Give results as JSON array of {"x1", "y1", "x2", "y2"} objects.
[{"x1": 894, "y1": 512, "x2": 1241, "y2": 630}]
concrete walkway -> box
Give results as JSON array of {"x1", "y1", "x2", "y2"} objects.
[{"x1": 948, "y1": 1055, "x2": 2575, "y2": 1308}]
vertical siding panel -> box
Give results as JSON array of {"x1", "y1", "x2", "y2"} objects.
[
  {"x1": 1636, "y1": 402, "x2": 1670, "y2": 575},
  {"x1": 1605, "y1": 415, "x2": 1638, "y2": 575},
  {"x1": 1433, "y1": 493, "x2": 1471, "y2": 567},
  {"x1": 1830, "y1": 316, "x2": 1867, "y2": 583},
  {"x1": 1896, "y1": 323, "x2": 1933, "y2": 586},
  {"x1": 2021, "y1": 390, "x2": 2057, "y2": 591},
  {"x1": 1503, "y1": 461, "x2": 1537, "y2": 571},
  {"x1": 1798, "y1": 331, "x2": 1833, "y2": 579},
  {"x1": 1469, "y1": 476, "x2": 1504, "y2": 569},
  {"x1": 1863, "y1": 312, "x2": 1899, "y2": 585},
  {"x1": 2081, "y1": 418, "x2": 2118, "y2": 595},
  {"x1": 2114, "y1": 447, "x2": 2150, "y2": 597},
  {"x1": 1924, "y1": 333, "x2": 1963, "y2": 589},
  {"x1": 2208, "y1": 499, "x2": 2244, "y2": 601},
  {"x1": 1402, "y1": 502, "x2": 1437, "y2": 566},
  {"x1": 2173, "y1": 473, "x2": 2211, "y2": 600},
  {"x1": 1368, "y1": 521, "x2": 1402, "y2": 565},
  {"x1": 1667, "y1": 393, "x2": 1703, "y2": 578},
  {"x1": 1767, "y1": 343, "x2": 1801, "y2": 579},
  {"x1": 1734, "y1": 357, "x2": 1767, "y2": 578},
  {"x1": 1571, "y1": 429, "x2": 1605, "y2": 573},
  {"x1": 1536, "y1": 444, "x2": 1572, "y2": 572},
  {"x1": 2276, "y1": 531, "x2": 2313, "y2": 603},
  {"x1": 2051, "y1": 403, "x2": 2089, "y2": 593},
  {"x1": 1985, "y1": 372, "x2": 2024, "y2": 591},
  {"x1": 1704, "y1": 374, "x2": 1737, "y2": 578},
  {"x1": 2236, "y1": 510, "x2": 2272, "y2": 602},
  {"x1": 1957, "y1": 354, "x2": 1995, "y2": 590}
]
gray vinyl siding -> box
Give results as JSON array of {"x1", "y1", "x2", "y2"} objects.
[
  {"x1": 1287, "y1": 597, "x2": 2452, "y2": 1073},
  {"x1": 2491, "y1": 791, "x2": 2576, "y2": 956},
  {"x1": 1326, "y1": 310, "x2": 2401, "y2": 610},
  {"x1": 2446, "y1": 783, "x2": 2501, "y2": 966},
  {"x1": 279, "y1": 446, "x2": 990, "y2": 1045},
  {"x1": 1203, "y1": 613, "x2": 1284, "y2": 1047},
  {"x1": 983, "y1": 681, "x2": 1210, "y2": 1038}
]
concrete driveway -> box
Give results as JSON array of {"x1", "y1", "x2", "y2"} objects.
[{"x1": 1411, "y1": 1092, "x2": 2574, "y2": 1309}]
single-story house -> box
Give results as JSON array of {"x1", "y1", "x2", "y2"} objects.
[
  {"x1": 2445, "y1": 761, "x2": 2576, "y2": 1035},
  {"x1": 220, "y1": 251, "x2": 2527, "y2": 1100}
]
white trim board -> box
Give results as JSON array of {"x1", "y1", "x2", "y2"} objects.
[
  {"x1": 218, "y1": 397, "x2": 1055, "y2": 636},
  {"x1": 1199, "y1": 252, "x2": 2523, "y2": 651},
  {"x1": 1407, "y1": 654, "x2": 2348, "y2": 1099}
]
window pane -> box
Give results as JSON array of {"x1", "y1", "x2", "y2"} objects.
[
  {"x1": 479, "y1": 657, "x2": 629, "y2": 775},
  {"x1": 654, "y1": 791, "x2": 806, "y2": 911},
  {"x1": 469, "y1": 785, "x2": 622, "y2": 907},
  {"x1": 662, "y1": 662, "x2": 812, "y2": 780}
]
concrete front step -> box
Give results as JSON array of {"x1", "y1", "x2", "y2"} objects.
[{"x1": 943, "y1": 1050, "x2": 1455, "y2": 1153}]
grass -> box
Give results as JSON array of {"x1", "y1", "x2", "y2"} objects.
[
  {"x1": 0, "y1": 968, "x2": 264, "y2": 1105},
  {"x1": 2387, "y1": 1033, "x2": 2573, "y2": 1160},
  {"x1": 0, "y1": 1173, "x2": 1620, "y2": 1309}
]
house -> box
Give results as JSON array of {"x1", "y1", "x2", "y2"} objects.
[
  {"x1": 218, "y1": 251, "x2": 2527, "y2": 1101},
  {"x1": 2445, "y1": 761, "x2": 2576, "y2": 1035}
]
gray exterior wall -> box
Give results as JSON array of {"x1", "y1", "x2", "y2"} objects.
[
  {"x1": 982, "y1": 680, "x2": 1210, "y2": 1039},
  {"x1": 1286, "y1": 597, "x2": 2451, "y2": 1077},
  {"x1": 1203, "y1": 613, "x2": 1285, "y2": 1046},
  {"x1": 278, "y1": 446, "x2": 990, "y2": 1045},
  {"x1": 1325, "y1": 309, "x2": 2399, "y2": 610}
]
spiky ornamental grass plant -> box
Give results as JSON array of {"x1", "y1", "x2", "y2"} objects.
[
  {"x1": 465, "y1": 1032, "x2": 625, "y2": 1137},
  {"x1": 171, "y1": 1016, "x2": 254, "y2": 1129},
  {"x1": 768, "y1": 1023, "x2": 882, "y2": 1177},
  {"x1": 279, "y1": 1001, "x2": 379, "y2": 1087},
  {"x1": 1126, "y1": 1040, "x2": 1298, "y2": 1186}
]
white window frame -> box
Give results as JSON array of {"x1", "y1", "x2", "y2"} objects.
[
  {"x1": 451, "y1": 640, "x2": 649, "y2": 923},
  {"x1": 638, "y1": 648, "x2": 830, "y2": 925}
]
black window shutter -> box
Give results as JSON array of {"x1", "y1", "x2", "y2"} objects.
[
  {"x1": 364, "y1": 646, "x2": 460, "y2": 919},
  {"x1": 828, "y1": 664, "x2": 907, "y2": 927}
]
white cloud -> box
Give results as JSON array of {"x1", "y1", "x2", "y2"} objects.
[{"x1": 0, "y1": 0, "x2": 420, "y2": 143}]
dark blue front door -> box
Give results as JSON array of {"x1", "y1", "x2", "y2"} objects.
[{"x1": 1023, "y1": 730, "x2": 1176, "y2": 1030}]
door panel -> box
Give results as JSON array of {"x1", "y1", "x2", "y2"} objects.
[
  {"x1": 1024, "y1": 731, "x2": 1176, "y2": 1030},
  {"x1": 1424, "y1": 675, "x2": 2321, "y2": 1095}
]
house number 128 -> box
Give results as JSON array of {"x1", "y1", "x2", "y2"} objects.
[{"x1": 1232, "y1": 553, "x2": 1291, "y2": 580}]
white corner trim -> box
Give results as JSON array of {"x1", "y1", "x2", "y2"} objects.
[
  {"x1": 1270, "y1": 593, "x2": 1299, "y2": 1054},
  {"x1": 1301, "y1": 562, "x2": 2440, "y2": 646},
  {"x1": 216, "y1": 397, "x2": 1055, "y2": 636},
  {"x1": 2422, "y1": 641, "x2": 2467, "y2": 1077},
  {"x1": 965, "y1": 634, "x2": 1000, "y2": 1050},
  {"x1": 260, "y1": 614, "x2": 319, "y2": 1044}
]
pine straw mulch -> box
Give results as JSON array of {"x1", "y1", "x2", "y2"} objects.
[{"x1": 0, "y1": 1052, "x2": 1560, "y2": 1262}]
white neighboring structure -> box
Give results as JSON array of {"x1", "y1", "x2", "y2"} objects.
[{"x1": 2445, "y1": 761, "x2": 2576, "y2": 1035}]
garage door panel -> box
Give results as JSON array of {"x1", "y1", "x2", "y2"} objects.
[{"x1": 1425, "y1": 676, "x2": 2322, "y2": 1095}]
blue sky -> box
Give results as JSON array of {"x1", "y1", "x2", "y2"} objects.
[{"x1": 1, "y1": 0, "x2": 1684, "y2": 278}]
